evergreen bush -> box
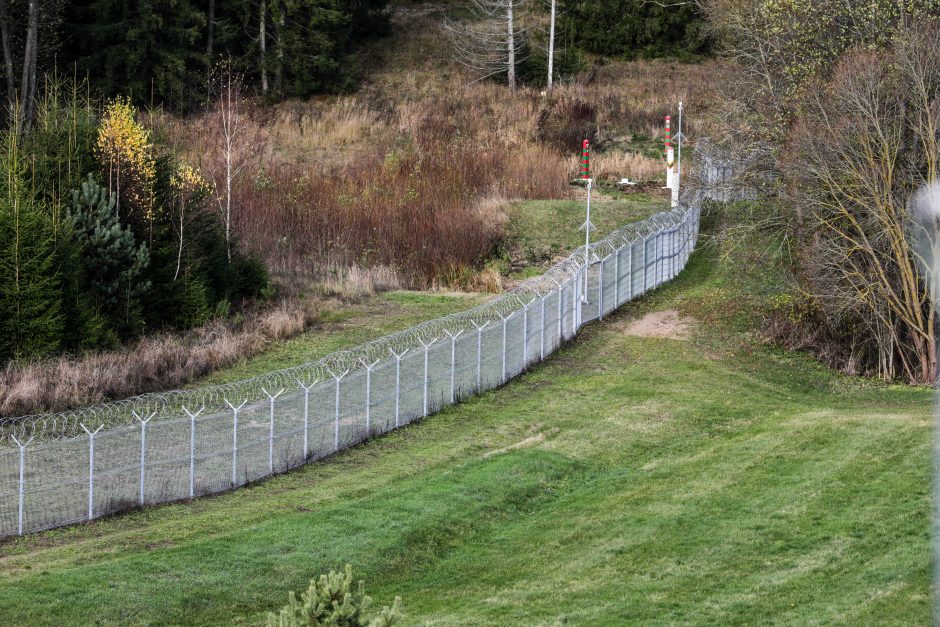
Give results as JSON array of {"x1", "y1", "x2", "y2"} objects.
[{"x1": 266, "y1": 565, "x2": 402, "y2": 627}]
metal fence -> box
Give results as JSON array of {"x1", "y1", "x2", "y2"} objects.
[{"x1": 0, "y1": 202, "x2": 700, "y2": 538}]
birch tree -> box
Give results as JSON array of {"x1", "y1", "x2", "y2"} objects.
[
  {"x1": 205, "y1": 63, "x2": 260, "y2": 262},
  {"x1": 445, "y1": 0, "x2": 528, "y2": 90}
]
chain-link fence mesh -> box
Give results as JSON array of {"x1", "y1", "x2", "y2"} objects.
[{"x1": 0, "y1": 201, "x2": 701, "y2": 537}]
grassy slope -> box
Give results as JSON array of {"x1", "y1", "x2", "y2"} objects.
[
  {"x1": 197, "y1": 291, "x2": 492, "y2": 385},
  {"x1": 502, "y1": 194, "x2": 668, "y2": 278},
  {"x1": 0, "y1": 208, "x2": 929, "y2": 625}
]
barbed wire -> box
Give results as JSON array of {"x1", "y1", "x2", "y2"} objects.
[{"x1": 0, "y1": 204, "x2": 690, "y2": 446}]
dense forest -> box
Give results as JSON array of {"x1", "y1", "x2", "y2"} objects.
[{"x1": 0, "y1": 0, "x2": 710, "y2": 367}]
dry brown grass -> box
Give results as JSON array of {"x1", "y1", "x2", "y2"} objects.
[
  {"x1": 592, "y1": 151, "x2": 662, "y2": 183},
  {"x1": 0, "y1": 301, "x2": 316, "y2": 417}
]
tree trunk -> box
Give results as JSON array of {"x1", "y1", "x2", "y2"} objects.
[
  {"x1": 275, "y1": 1, "x2": 284, "y2": 94},
  {"x1": 18, "y1": 0, "x2": 39, "y2": 131},
  {"x1": 259, "y1": 0, "x2": 268, "y2": 95},
  {"x1": 547, "y1": 0, "x2": 556, "y2": 89},
  {"x1": 0, "y1": 0, "x2": 15, "y2": 108},
  {"x1": 506, "y1": 0, "x2": 515, "y2": 91},
  {"x1": 207, "y1": 0, "x2": 215, "y2": 58}
]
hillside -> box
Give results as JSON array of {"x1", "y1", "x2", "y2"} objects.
[{"x1": 0, "y1": 206, "x2": 929, "y2": 625}]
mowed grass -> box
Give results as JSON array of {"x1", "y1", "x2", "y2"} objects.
[
  {"x1": 0, "y1": 237, "x2": 930, "y2": 625},
  {"x1": 198, "y1": 291, "x2": 492, "y2": 385},
  {"x1": 503, "y1": 194, "x2": 668, "y2": 278}
]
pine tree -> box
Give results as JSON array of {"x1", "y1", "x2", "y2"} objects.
[
  {"x1": 67, "y1": 174, "x2": 150, "y2": 335},
  {"x1": 0, "y1": 125, "x2": 63, "y2": 361}
]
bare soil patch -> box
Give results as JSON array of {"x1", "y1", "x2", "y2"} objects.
[{"x1": 620, "y1": 310, "x2": 693, "y2": 340}]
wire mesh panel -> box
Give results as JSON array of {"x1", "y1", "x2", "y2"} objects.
[{"x1": 0, "y1": 203, "x2": 701, "y2": 538}]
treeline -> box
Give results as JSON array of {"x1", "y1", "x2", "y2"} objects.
[
  {"x1": 560, "y1": 0, "x2": 710, "y2": 61},
  {"x1": 0, "y1": 0, "x2": 390, "y2": 113},
  {"x1": 0, "y1": 82, "x2": 268, "y2": 362}
]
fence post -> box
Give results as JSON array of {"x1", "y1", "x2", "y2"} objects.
[
  {"x1": 498, "y1": 312, "x2": 509, "y2": 383},
  {"x1": 540, "y1": 292, "x2": 546, "y2": 361},
  {"x1": 418, "y1": 338, "x2": 435, "y2": 417},
  {"x1": 389, "y1": 348, "x2": 408, "y2": 428},
  {"x1": 614, "y1": 246, "x2": 621, "y2": 306},
  {"x1": 470, "y1": 321, "x2": 489, "y2": 391},
  {"x1": 132, "y1": 411, "x2": 156, "y2": 506},
  {"x1": 10, "y1": 435, "x2": 32, "y2": 536},
  {"x1": 643, "y1": 235, "x2": 650, "y2": 293},
  {"x1": 522, "y1": 300, "x2": 530, "y2": 368},
  {"x1": 261, "y1": 387, "x2": 284, "y2": 474},
  {"x1": 79, "y1": 423, "x2": 103, "y2": 520},
  {"x1": 224, "y1": 399, "x2": 247, "y2": 487},
  {"x1": 326, "y1": 368, "x2": 349, "y2": 451},
  {"x1": 444, "y1": 330, "x2": 464, "y2": 404},
  {"x1": 550, "y1": 278, "x2": 562, "y2": 346},
  {"x1": 628, "y1": 239, "x2": 634, "y2": 300},
  {"x1": 182, "y1": 406, "x2": 204, "y2": 498},
  {"x1": 598, "y1": 256, "x2": 605, "y2": 320},
  {"x1": 359, "y1": 359, "x2": 379, "y2": 437},
  {"x1": 296, "y1": 380, "x2": 314, "y2": 460}
]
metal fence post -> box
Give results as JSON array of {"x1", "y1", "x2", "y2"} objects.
[
  {"x1": 418, "y1": 338, "x2": 435, "y2": 416},
  {"x1": 79, "y1": 423, "x2": 103, "y2": 520},
  {"x1": 326, "y1": 368, "x2": 349, "y2": 451},
  {"x1": 182, "y1": 406, "x2": 204, "y2": 498},
  {"x1": 522, "y1": 300, "x2": 530, "y2": 368},
  {"x1": 261, "y1": 387, "x2": 284, "y2": 474},
  {"x1": 614, "y1": 247, "x2": 621, "y2": 306},
  {"x1": 10, "y1": 435, "x2": 32, "y2": 535},
  {"x1": 445, "y1": 330, "x2": 464, "y2": 404},
  {"x1": 470, "y1": 321, "x2": 489, "y2": 391},
  {"x1": 132, "y1": 411, "x2": 156, "y2": 506},
  {"x1": 598, "y1": 256, "x2": 605, "y2": 320},
  {"x1": 628, "y1": 239, "x2": 634, "y2": 300},
  {"x1": 540, "y1": 292, "x2": 546, "y2": 361},
  {"x1": 551, "y1": 278, "x2": 562, "y2": 345},
  {"x1": 499, "y1": 312, "x2": 509, "y2": 383},
  {"x1": 360, "y1": 359, "x2": 379, "y2": 436},
  {"x1": 296, "y1": 381, "x2": 314, "y2": 459},
  {"x1": 389, "y1": 348, "x2": 408, "y2": 428},
  {"x1": 224, "y1": 399, "x2": 247, "y2": 487}
]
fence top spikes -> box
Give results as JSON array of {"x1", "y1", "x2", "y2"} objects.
[
  {"x1": 9, "y1": 434, "x2": 33, "y2": 448},
  {"x1": 359, "y1": 356, "x2": 381, "y2": 369},
  {"x1": 224, "y1": 398, "x2": 248, "y2": 411},
  {"x1": 182, "y1": 406, "x2": 205, "y2": 419},
  {"x1": 261, "y1": 387, "x2": 285, "y2": 400},
  {"x1": 325, "y1": 366, "x2": 350, "y2": 380},
  {"x1": 444, "y1": 328, "x2": 465, "y2": 339},
  {"x1": 132, "y1": 410, "x2": 158, "y2": 423},
  {"x1": 79, "y1": 423, "x2": 104, "y2": 436}
]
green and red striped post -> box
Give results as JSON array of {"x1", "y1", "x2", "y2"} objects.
[{"x1": 581, "y1": 139, "x2": 591, "y2": 180}]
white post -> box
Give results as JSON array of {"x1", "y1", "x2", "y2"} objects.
[
  {"x1": 10, "y1": 435, "x2": 32, "y2": 536},
  {"x1": 418, "y1": 338, "x2": 435, "y2": 417},
  {"x1": 677, "y1": 101, "x2": 683, "y2": 194},
  {"x1": 598, "y1": 256, "x2": 605, "y2": 320},
  {"x1": 389, "y1": 348, "x2": 408, "y2": 428},
  {"x1": 471, "y1": 321, "x2": 489, "y2": 391},
  {"x1": 581, "y1": 179, "x2": 593, "y2": 303},
  {"x1": 540, "y1": 292, "x2": 546, "y2": 360},
  {"x1": 360, "y1": 359, "x2": 380, "y2": 436},
  {"x1": 522, "y1": 300, "x2": 529, "y2": 367},
  {"x1": 79, "y1": 423, "x2": 103, "y2": 520},
  {"x1": 445, "y1": 330, "x2": 464, "y2": 404},
  {"x1": 182, "y1": 406, "x2": 204, "y2": 498},
  {"x1": 547, "y1": 0, "x2": 556, "y2": 89},
  {"x1": 499, "y1": 313, "x2": 509, "y2": 383},
  {"x1": 296, "y1": 380, "x2": 314, "y2": 460},
  {"x1": 133, "y1": 411, "x2": 156, "y2": 506},
  {"x1": 614, "y1": 247, "x2": 621, "y2": 305},
  {"x1": 326, "y1": 368, "x2": 349, "y2": 451},
  {"x1": 261, "y1": 387, "x2": 284, "y2": 474},
  {"x1": 225, "y1": 399, "x2": 247, "y2": 486},
  {"x1": 550, "y1": 278, "x2": 562, "y2": 345},
  {"x1": 627, "y1": 239, "x2": 634, "y2": 300}
]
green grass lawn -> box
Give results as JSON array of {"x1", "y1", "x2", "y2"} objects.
[
  {"x1": 502, "y1": 195, "x2": 668, "y2": 278},
  {"x1": 0, "y1": 227, "x2": 929, "y2": 625},
  {"x1": 198, "y1": 291, "x2": 492, "y2": 385}
]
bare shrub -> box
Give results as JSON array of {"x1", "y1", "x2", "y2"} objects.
[
  {"x1": 0, "y1": 301, "x2": 315, "y2": 416},
  {"x1": 782, "y1": 22, "x2": 940, "y2": 382}
]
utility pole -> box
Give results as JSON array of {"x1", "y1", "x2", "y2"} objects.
[{"x1": 547, "y1": 0, "x2": 556, "y2": 88}]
